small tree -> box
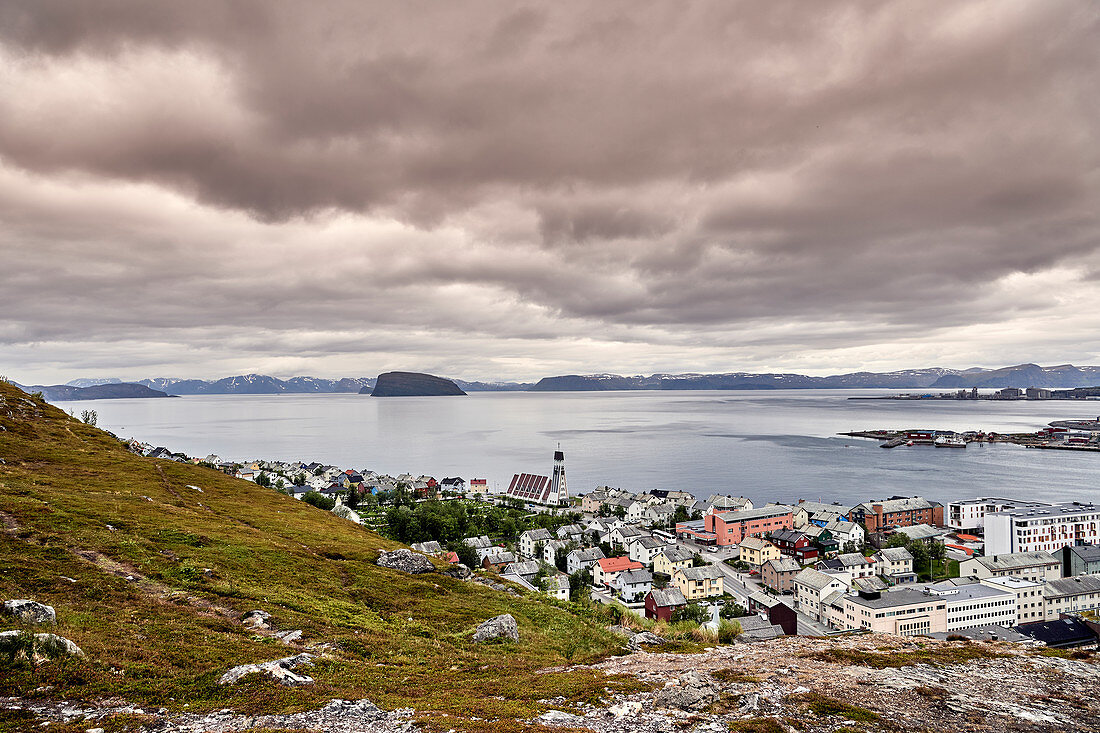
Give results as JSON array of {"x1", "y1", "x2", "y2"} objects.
[
  {"x1": 449, "y1": 541, "x2": 480, "y2": 569},
  {"x1": 568, "y1": 568, "x2": 593, "y2": 599},
  {"x1": 692, "y1": 553, "x2": 707, "y2": 567},
  {"x1": 79, "y1": 409, "x2": 98, "y2": 426},
  {"x1": 554, "y1": 546, "x2": 570, "y2": 572},
  {"x1": 672, "y1": 602, "x2": 711, "y2": 625},
  {"x1": 302, "y1": 491, "x2": 336, "y2": 511}
]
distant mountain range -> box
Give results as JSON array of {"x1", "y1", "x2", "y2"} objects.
[
  {"x1": 26, "y1": 362, "x2": 1100, "y2": 399},
  {"x1": 15, "y1": 382, "x2": 173, "y2": 401}
]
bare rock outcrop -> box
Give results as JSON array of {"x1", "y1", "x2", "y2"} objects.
[
  {"x1": 375, "y1": 549, "x2": 435, "y2": 575},
  {"x1": 219, "y1": 653, "x2": 315, "y2": 686}
]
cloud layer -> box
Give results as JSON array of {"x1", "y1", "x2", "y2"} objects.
[{"x1": 2, "y1": 1, "x2": 1099, "y2": 382}]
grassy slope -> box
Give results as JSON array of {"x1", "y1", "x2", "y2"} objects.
[{"x1": 0, "y1": 382, "x2": 636, "y2": 731}]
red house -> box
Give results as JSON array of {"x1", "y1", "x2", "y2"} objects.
[
  {"x1": 644, "y1": 587, "x2": 688, "y2": 621},
  {"x1": 769, "y1": 529, "x2": 819, "y2": 563}
]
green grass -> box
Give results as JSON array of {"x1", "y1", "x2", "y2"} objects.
[{"x1": 0, "y1": 383, "x2": 637, "y2": 732}]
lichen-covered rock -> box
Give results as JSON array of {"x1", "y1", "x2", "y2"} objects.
[
  {"x1": 442, "y1": 563, "x2": 472, "y2": 580},
  {"x1": 241, "y1": 609, "x2": 272, "y2": 629},
  {"x1": 219, "y1": 653, "x2": 315, "y2": 686},
  {"x1": 0, "y1": 630, "x2": 84, "y2": 662},
  {"x1": 628, "y1": 631, "x2": 668, "y2": 651},
  {"x1": 375, "y1": 549, "x2": 435, "y2": 575},
  {"x1": 3, "y1": 599, "x2": 56, "y2": 625},
  {"x1": 472, "y1": 613, "x2": 519, "y2": 642},
  {"x1": 654, "y1": 671, "x2": 721, "y2": 711},
  {"x1": 274, "y1": 629, "x2": 303, "y2": 643}
]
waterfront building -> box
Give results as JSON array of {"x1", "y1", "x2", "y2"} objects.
[
  {"x1": 984, "y1": 501, "x2": 1100, "y2": 555},
  {"x1": 946, "y1": 497, "x2": 1051, "y2": 532},
  {"x1": 959, "y1": 551, "x2": 1061, "y2": 583}
]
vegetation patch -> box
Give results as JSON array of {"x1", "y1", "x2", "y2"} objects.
[
  {"x1": 728, "y1": 719, "x2": 787, "y2": 733},
  {"x1": 711, "y1": 667, "x2": 761, "y2": 684},
  {"x1": 806, "y1": 644, "x2": 1008, "y2": 669},
  {"x1": 791, "y1": 692, "x2": 881, "y2": 723}
]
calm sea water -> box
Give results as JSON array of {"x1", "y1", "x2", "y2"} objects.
[{"x1": 58, "y1": 390, "x2": 1100, "y2": 506}]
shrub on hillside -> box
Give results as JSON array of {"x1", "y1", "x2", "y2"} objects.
[{"x1": 302, "y1": 491, "x2": 336, "y2": 511}]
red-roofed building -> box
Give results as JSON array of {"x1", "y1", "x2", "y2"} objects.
[{"x1": 593, "y1": 556, "x2": 644, "y2": 587}]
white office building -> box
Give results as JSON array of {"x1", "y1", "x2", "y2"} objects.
[
  {"x1": 928, "y1": 582, "x2": 1017, "y2": 631},
  {"x1": 979, "y1": 576, "x2": 1045, "y2": 624},
  {"x1": 985, "y1": 502, "x2": 1100, "y2": 556}
]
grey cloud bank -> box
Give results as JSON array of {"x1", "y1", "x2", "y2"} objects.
[{"x1": 1, "y1": 1, "x2": 1098, "y2": 384}]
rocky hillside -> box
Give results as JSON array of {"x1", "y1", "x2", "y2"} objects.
[{"x1": 0, "y1": 381, "x2": 624, "y2": 733}]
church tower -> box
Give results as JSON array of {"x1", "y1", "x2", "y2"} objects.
[{"x1": 550, "y1": 444, "x2": 568, "y2": 506}]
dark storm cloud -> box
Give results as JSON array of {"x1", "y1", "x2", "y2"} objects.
[{"x1": 1, "y1": 1, "x2": 1099, "y2": 381}]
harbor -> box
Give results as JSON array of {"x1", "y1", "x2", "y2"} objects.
[{"x1": 841, "y1": 419, "x2": 1100, "y2": 452}]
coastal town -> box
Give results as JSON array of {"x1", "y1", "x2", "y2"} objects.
[{"x1": 126, "y1": 439, "x2": 1100, "y2": 649}]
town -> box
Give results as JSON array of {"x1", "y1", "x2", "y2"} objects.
[{"x1": 127, "y1": 440, "x2": 1100, "y2": 649}]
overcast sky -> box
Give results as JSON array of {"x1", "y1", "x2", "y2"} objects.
[{"x1": 2, "y1": 1, "x2": 1098, "y2": 384}]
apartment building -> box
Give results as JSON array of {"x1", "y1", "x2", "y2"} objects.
[
  {"x1": 853, "y1": 497, "x2": 944, "y2": 533},
  {"x1": 959, "y1": 551, "x2": 1061, "y2": 583},
  {"x1": 793, "y1": 568, "x2": 848, "y2": 623},
  {"x1": 1062, "y1": 544, "x2": 1100, "y2": 577},
  {"x1": 985, "y1": 501, "x2": 1100, "y2": 556},
  {"x1": 673, "y1": 565, "x2": 725, "y2": 600},
  {"x1": 946, "y1": 497, "x2": 1050, "y2": 531},
  {"x1": 1042, "y1": 574, "x2": 1100, "y2": 620}
]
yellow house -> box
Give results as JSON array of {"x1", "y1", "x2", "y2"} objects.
[
  {"x1": 653, "y1": 546, "x2": 695, "y2": 576},
  {"x1": 739, "y1": 536, "x2": 781, "y2": 567},
  {"x1": 673, "y1": 565, "x2": 725, "y2": 600}
]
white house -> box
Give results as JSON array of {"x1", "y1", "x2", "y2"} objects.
[
  {"x1": 609, "y1": 525, "x2": 646, "y2": 550},
  {"x1": 627, "y1": 536, "x2": 667, "y2": 567},
  {"x1": 873, "y1": 547, "x2": 916, "y2": 583},
  {"x1": 566, "y1": 546, "x2": 606, "y2": 575},
  {"x1": 614, "y1": 568, "x2": 654, "y2": 603},
  {"x1": 518, "y1": 528, "x2": 554, "y2": 559},
  {"x1": 794, "y1": 568, "x2": 849, "y2": 623}
]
